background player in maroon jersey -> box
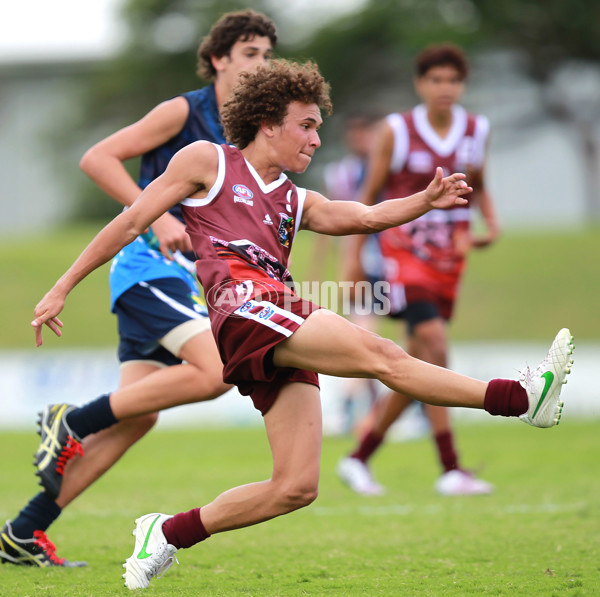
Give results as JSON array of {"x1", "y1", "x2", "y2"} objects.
[
  {"x1": 338, "y1": 44, "x2": 501, "y2": 496},
  {"x1": 30, "y1": 59, "x2": 571, "y2": 589}
]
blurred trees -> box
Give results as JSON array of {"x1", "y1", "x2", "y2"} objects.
[{"x1": 55, "y1": 0, "x2": 600, "y2": 220}]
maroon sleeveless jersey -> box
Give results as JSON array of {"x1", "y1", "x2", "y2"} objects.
[
  {"x1": 180, "y1": 143, "x2": 307, "y2": 334},
  {"x1": 379, "y1": 104, "x2": 489, "y2": 277}
]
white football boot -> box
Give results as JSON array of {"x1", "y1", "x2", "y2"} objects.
[
  {"x1": 435, "y1": 469, "x2": 494, "y2": 496},
  {"x1": 337, "y1": 457, "x2": 385, "y2": 496},
  {"x1": 519, "y1": 328, "x2": 574, "y2": 428},
  {"x1": 123, "y1": 513, "x2": 177, "y2": 590}
]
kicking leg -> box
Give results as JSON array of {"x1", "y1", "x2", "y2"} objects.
[
  {"x1": 273, "y1": 309, "x2": 487, "y2": 408},
  {"x1": 274, "y1": 310, "x2": 573, "y2": 428}
]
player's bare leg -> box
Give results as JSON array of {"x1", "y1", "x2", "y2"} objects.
[
  {"x1": 122, "y1": 321, "x2": 572, "y2": 587},
  {"x1": 55, "y1": 362, "x2": 159, "y2": 508},
  {"x1": 109, "y1": 331, "x2": 230, "y2": 420},
  {"x1": 197, "y1": 381, "x2": 322, "y2": 533},
  {"x1": 274, "y1": 309, "x2": 487, "y2": 408},
  {"x1": 53, "y1": 331, "x2": 230, "y2": 507},
  {"x1": 123, "y1": 383, "x2": 322, "y2": 588},
  {"x1": 278, "y1": 310, "x2": 572, "y2": 429},
  {"x1": 371, "y1": 318, "x2": 449, "y2": 436}
]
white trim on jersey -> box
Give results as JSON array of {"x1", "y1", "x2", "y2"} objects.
[
  {"x1": 386, "y1": 113, "x2": 410, "y2": 173},
  {"x1": 413, "y1": 104, "x2": 468, "y2": 157},
  {"x1": 470, "y1": 115, "x2": 490, "y2": 169},
  {"x1": 233, "y1": 299, "x2": 305, "y2": 338},
  {"x1": 138, "y1": 281, "x2": 206, "y2": 320},
  {"x1": 244, "y1": 157, "x2": 289, "y2": 193},
  {"x1": 181, "y1": 143, "x2": 226, "y2": 207},
  {"x1": 294, "y1": 187, "x2": 307, "y2": 236}
]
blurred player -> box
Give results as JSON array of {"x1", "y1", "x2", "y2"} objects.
[
  {"x1": 30, "y1": 59, "x2": 572, "y2": 590},
  {"x1": 0, "y1": 9, "x2": 276, "y2": 567},
  {"x1": 338, "y1": 44, "x2": 502, "y2": 496}
]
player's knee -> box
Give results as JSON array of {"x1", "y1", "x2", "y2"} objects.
[
  {"x1": 368, "y1": 337, "x2": 410, "y2": 379},
  {"x1": 278, "y1": 479, "x2": 319, "y2": 511}
]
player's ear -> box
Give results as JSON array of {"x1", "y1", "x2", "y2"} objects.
[
  {"x1": 211, "y1": 53, "x2": 228, "y2": 74},
  {"x1": 261, "y1": 120, "x2": 277, "y2": 138}
]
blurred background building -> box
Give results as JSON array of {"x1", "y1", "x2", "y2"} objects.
[
  {"x1": 1, "y1": 0, "x2": 599, "y2": 427},
  {"x1": 2, "y1": 0, "x2": 600, "y2": 233}
]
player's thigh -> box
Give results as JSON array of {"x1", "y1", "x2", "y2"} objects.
[
  {"x1": 119, "y1": 361, "x2": 164, "y2": 387},
  {"x1": 272, "y1": 308, "x2": 406, "y2": 378},
  {"x1": 176, "y1": 330, "x2": 231, "y2": 398},
  {"x1": 116, "y1": 278, "x2": 206, "y2": 359},
  {"x1": 176, "y1": 328, "x2": 223, "y2": 373}
]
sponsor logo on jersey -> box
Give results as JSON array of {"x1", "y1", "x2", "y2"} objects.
[
  {"x1": 278, "y1": 213, "x2": 294, "y2": 247},
  {"x1": 407, "y1": 151, "x2": 433, "y2": 174},
  {"x1": 258, "y1": 306, "x2": 274, "y2": 320},
  {"x1": 238, "y1": 300, "x2": 254, "y2": 313},
  {"x1": 263, "y1": 213, "x2": 273, "y2": 225}
]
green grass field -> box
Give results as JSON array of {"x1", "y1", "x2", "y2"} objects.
[
  {"x1": 1, "y1": 422, "x2": 598, "y2": 596},
  {"x1": 0, "y1": 224, "x2": 599, "y2": 348},
  {"x1": 1, "y1": 225, "x2": 598, "y2": 594}
]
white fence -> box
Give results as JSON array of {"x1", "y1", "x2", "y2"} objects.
[{"x1": 1, "y1": 342, "x2": 597, "y2": 432}]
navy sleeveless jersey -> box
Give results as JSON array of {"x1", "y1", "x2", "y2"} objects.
[
  {"x1": 138, "y1": 85, "x2": 226, "y2": 224},
  {"x1": 109, "y1": 84, "x2": 225, "y2": 307}
]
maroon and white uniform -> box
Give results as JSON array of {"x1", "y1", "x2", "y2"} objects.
[
  {"x1": 181, "y1": 143, "x2": 320, "y2": 414},
  {"x1": 379, "y1": 104, "x2": 489, "y2": 319}
]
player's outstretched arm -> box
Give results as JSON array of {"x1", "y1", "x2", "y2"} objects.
[
  {"x1": 32, "y1": 141, "x2": 217, "y2": 346},
  {"x1": 301, "y1": 167, "x2": 471, "y2": 236}
]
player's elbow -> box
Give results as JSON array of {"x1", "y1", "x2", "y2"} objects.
[
  {"x1": 119, "y1": 211, "x2": 147, "y2": 241},
  {"x1": 79, "y1": 146, "x2": 97, "y2": 175},
  {"x1": 360, "y1": 210, "x2": 383, "y2": 235},
  {"x1": 79, "y1": 143, "x2": 111, "y2": 178}
]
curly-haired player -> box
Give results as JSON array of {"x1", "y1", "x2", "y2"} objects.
[{"x1": 31, "y1": 59, "x2": 573, "y2": 590}]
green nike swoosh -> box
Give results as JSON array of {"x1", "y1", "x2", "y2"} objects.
[
  {"x1": 532, "y1": 371, "x2": 554, "y2": 418},
  {"x1": 137, "y1": 515, "x2": 161, "y2": 560}
]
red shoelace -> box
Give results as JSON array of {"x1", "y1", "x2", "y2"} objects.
[
  {"x1": 56, "y1": 436, "x2": 84, "y2": 475},
  {"x1": 33, "y1": 530, "x2": 65, "y2": 565}
]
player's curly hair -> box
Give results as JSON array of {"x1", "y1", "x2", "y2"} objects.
[
  {"x1": 415, "y1": 43, "x2": 469, "y2": 80},
  {"x1": 197, "y1": 9, "x2": 277, "y2": 80},
  {"x1": 221, "y1": 59, "x2": 333, "y2": 149}
]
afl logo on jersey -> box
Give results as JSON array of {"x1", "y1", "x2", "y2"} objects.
[
  {"x1": 233, "y1": 184, "x2": 253, "y2": 199},
  {"x1": 233, "y1": 184, "x2": 254, "y2": 206}
]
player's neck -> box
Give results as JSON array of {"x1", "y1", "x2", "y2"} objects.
[
  {"x1": 241, "y1": 144, "x2": 284, "y2": 185},
  {"x1": 213, "y1": 78, "x2": 232, "y2": 109},
  {"x1": 426, "y1": 106, "x2": 454, "y2": 137}
]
